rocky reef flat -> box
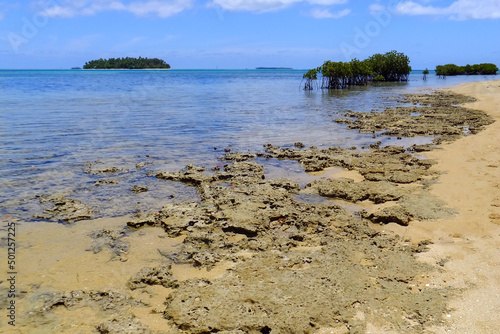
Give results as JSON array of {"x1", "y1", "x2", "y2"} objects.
[{"x1": 5, "y1": 84, "x2": 500, "y2": 334}]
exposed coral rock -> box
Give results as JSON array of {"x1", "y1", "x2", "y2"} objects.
[
  {"x1": 307, "y1": 178, "x2": 403, "y2": 204},
  {"x1": 334, "y1": 92, "x2": 493, "y2": 143},
  {"x1": 127, "y1": 264, "x2": 178, "y2": 290},
  {"x1": 37, "y1": 289, "x2": 138, "y2": 311},
  {"x1": 97, "y1": 316, "x2": 151, "y2": 334},
  {"x1": 131, "y1": 185, "x2": 148, "y2": 193},
  {"x1": 362, "y1": 206, "x2": 413, "y2": 226},
  {"x1": 94, "y1": 179, "x2": 119, "y2": 186},
  {"x1": 35, "y1": 194, "x2": 93, "y2": 223}
]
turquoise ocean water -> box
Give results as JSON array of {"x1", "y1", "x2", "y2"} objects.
[{"x1": 0, "y1": 69, "x2": 495, "y2": 220}]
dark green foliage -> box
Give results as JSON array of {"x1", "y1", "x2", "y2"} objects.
[
  {"x1": 464, "y1": 63, "x2": 498, "y2": 75},
  {"x1": 302, "y1": 69, "x2": 318, "y2": 90},
  {"x1": 304, "y1": 50, "x2": 411, "y2": 90},
  {"x1": 83, "y1": 57, "x2": 170, "y2": 69},
  {"x1": 435, "y1": 64, "x2": 462, "y2": 76},
  {"x1": 318, "y1": 59, "x2": 373, "y2": 89},
  {"x1": 423, "y1": 68, "x2": 429, "y2": 80},
  {"x1": 365, "y1": 51, "x2": 411, "y2": 82},
  {"x1": 435, "y1": 63, "x2": 498, "y2": 76}
]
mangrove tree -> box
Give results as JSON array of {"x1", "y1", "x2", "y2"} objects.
[
  {"x1": 435, "y1": 63, "x2": 498, "y2": 77},
  {"x1": 303, "y1": 50, "x2": 411, "y2": 90}
]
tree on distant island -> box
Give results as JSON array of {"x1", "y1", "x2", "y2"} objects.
[
  {"x1": 435, "y1": 63, "x2": 498, "y2": 77},
  {"x1": 83, "y1": 57, "x2": 170, "y2": 69},
  {"x1": 303, "y1": 50, "x2": 411, "y2": 90}
]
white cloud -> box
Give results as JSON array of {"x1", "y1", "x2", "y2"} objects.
[
  {"x1": 126, "y1": 1, "x2": 190, "y2": 17},
  {"x1": 209, "y1": 0, "x2": 301, "y2": 12},
  {"x1": 42, "y1": 5, "x2": 79, "y2": 18},
  {"x1": 37, "y1": 0, "x2": 352, "y2": 17},
  {"x1": 394, "y1": 2, "x2": 446, "y2": 16},
  {"x1": 38, "y1": 0, "x2": 193, "y2": 18},
  {"x1": 309, "y1": 7, "x2": 350, "y2": 18},
  {"x1": 36, "y1": 0, "x2": 355, "y2": 18},
  {"x1": 368, "y1": 3, "x2": 386, "y2": 14},
  {"x1": 210, "y1": 0, "x2": 348, "y2": 12},
  {"x1": 308, "y1": 0, "x2": 348, "y2": 4},
  {"x1": 394, "y1": 0, "x2": 500, "y2": 20}
]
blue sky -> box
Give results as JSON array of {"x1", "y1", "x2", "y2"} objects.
[{"x1": 1, "y1": 0, "x2": 499, "y2": 69}]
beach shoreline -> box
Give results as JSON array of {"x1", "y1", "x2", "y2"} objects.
[
  {"x1": 4, "y1": 79, "x2": 500, "y2": 333},
  {"x1": 393, "y1": 79, "x2": 500, "y2": 333}
]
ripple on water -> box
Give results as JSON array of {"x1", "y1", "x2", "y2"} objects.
[{"x1": 0, "y1": 70, "x2": 492, "y2": 220}]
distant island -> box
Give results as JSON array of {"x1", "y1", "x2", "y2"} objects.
[
  {"x1": 83, "y1": 57, "x2": 171, "y2": 69},
  {"x1": 71, "y1": 67, "x2": 82, "y2": 70},
  {"x1": 435, "y1": 63, "x2": 498, "y2": 76},
  {"x1": 256, "y1": 67, "x2": 293, "y2": 70}
]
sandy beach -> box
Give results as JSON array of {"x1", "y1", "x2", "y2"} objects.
[
  {"x1": 398, "y1": 80, "x2": 500, "y2": 333},
  {"x1": 3, "y1": 79, "x2": 500, "y2": 333}
]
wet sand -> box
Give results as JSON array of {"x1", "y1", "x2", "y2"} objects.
[{"x1": 2, "y1": 80, "x2": 499, "y2": 333}]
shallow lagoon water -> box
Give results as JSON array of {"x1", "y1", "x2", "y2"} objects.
[{"x1": 0, "y1": 69, "x2": 495, "y2": 220}]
